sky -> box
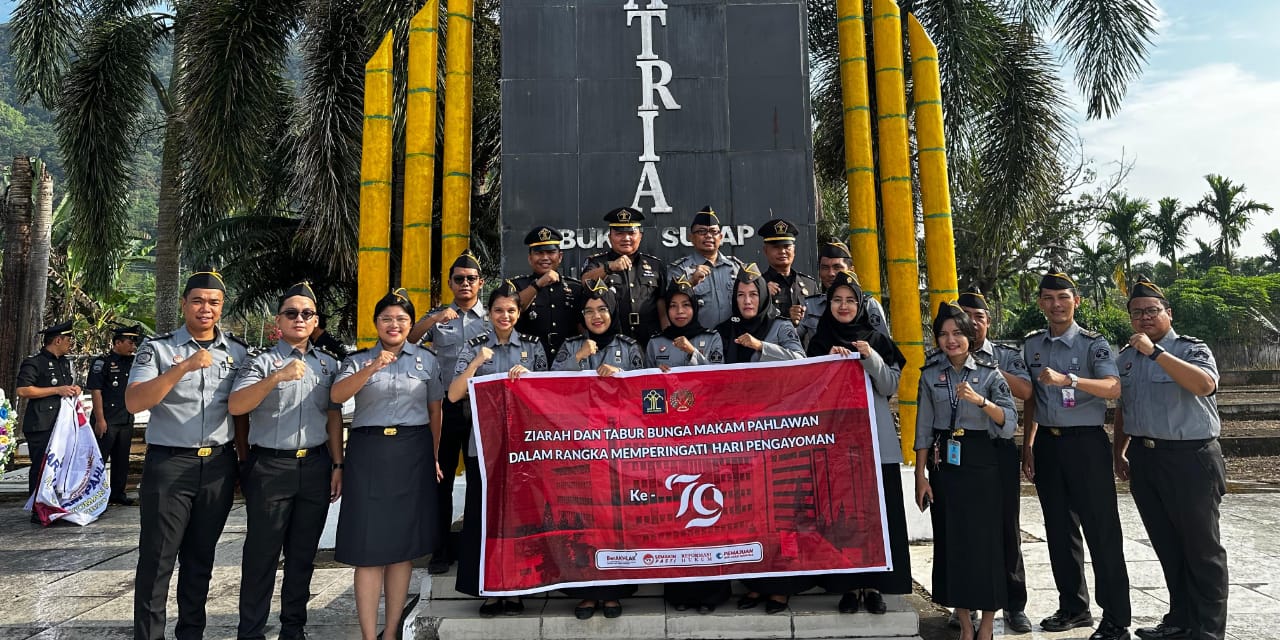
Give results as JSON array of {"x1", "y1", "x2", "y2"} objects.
[{"x1": 2, "y1": 0, "x2": 1276, "y2": 261}]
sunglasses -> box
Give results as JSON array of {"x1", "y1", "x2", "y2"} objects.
[
  {"x1": 279, "y1": 309, "x2": 318, "y2": 321},
  {"x1": 452, "y1": 275, "x2": 481, "y2": 284}
]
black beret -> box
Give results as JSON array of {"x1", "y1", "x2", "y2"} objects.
[
  {"x1": 183, "y1": 267, "x2": 225, "y2": 296},
  {"x1": 1129, "y1": 275, "x2": 1166, "y2": 301},
  {"x1": 603, "y1": 207, "x2": 644, "y2": 227},
  {"x1": 758, "y1": 219, "x2": 798, "y2": 244},
  {"x1": 932, "y1": 300, "x2": 967, "y2": 325},
  {"x1": 524, "y1": 226, "x2": 563, "y2": 249},
  {"x1": 957, "y1": 284, "x2": 988, "y2": 310},
  {"x1": 1038, "y1": 268, "x2": 1076, "y2": 291},
  {"x1": 819, "y1": 241, "x2": 852, "y2": 260},
  {"x1": 450, "y1": 250, "x2": 482, "y2": 272},
  {"x1": 278, "y1": 281, "x2": 317, "y2": 310},
  {"x1": 691, "y1": 205, "x2": 720, "y2": 229}
]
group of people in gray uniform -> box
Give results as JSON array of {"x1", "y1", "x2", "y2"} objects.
[{"x1": 54, "y1": 203, "x2": 1220, "y2": 640}]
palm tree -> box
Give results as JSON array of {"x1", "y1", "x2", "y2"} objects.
[
  {"x1": 1187, "y1": 174, "x2": 1274, "y2": 270},
  {"x1": 1072, "y1": 238, "x2": 1120, "y2": 309},
  {"x1": 1187, "y1": 239, "x2": 1218, "y2": 276},
  {"x1": 1144, "y1": 197, "x2": 1195, "y2": 279},
  {"x1": 1263, "y1": 229, "x2": 1280, "y2": 271},
  {"x1": 1099, "y1": 192, "x2": 1149, "y2": 280}
]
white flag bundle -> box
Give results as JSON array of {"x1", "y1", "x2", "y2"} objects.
[{"x1": 25, "y1": 396, "x2": 109, "y2": 526}]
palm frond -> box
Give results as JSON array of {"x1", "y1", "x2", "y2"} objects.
[
  {"x1": 9, "y1": 0, "x2": 86, "y2": 106},
  {"x1": 1053, "y1": 0, "x2": 1158, "y2": 119}
]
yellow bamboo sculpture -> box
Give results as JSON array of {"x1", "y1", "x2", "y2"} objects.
[
  {"x1": 837, "y1": 0, "x2": 882, "y2": 301},
  {"x1": 402, "y1": 1, "x2": 440, "y2": 314},
  {"x1": 872, "y1": 0, "x2": 924, "y2": 462},
  {"x1": 440, "y1": 0, "x2": 475, "y2": 305},
  {"x1": 910, "y1": 15, "x2": 957, "y2": 317},
  {"x1": 357, "y1": 32, "x2": 394, "y2": 349}
]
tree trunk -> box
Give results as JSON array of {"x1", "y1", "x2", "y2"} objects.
[
  {"x1": 23, "y1": 160, "x2": 53, "y2": 355},
  {"x1": 154, "y1": 22, "x2": 186, "y2": 334},
  {"x1": 0, "y1": 157, "x2": 34, "y2": 396}
]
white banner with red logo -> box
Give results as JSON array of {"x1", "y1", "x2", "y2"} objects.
[{"x1": 26, "y1": 397, "x2": 109, "y2": 526}]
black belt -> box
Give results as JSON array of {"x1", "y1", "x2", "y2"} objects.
[
  {"x1": 1041, "y1": 425, "x2": 1102, "y2": 437},
  {"x1": 252, "y1": 444, "x2": 327, "y2": 459},
  {"x1": 355, "y1": 424, "x2": 426, "y2": 437},
  {"x1": 148, "y1": 443, "x2": 232, "y2": 457},
  {"x1": 932, "y1": 428, "x2": 992, "y2": 439},
  {"x1": 1134, "y1": 436, "x2": 1214, "y2": 450}
]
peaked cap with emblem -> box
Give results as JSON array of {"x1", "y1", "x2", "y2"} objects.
[
  {"x1": 603, "y1": 207, "x2": 644, "y2": 227},
  {"x1": 112, "y1": 323, "x2": 144, "y2": 341},
  {"x1": 1038, "y1": 266, "x2": 1076, "y2": 291},
  {"x1": 758, "y1": 218, "x2": 798, "y2": 244},
  {"x1": 819, "y1": 240, "x2": 852, "y2": 260},
  {"x1": 40, "y1": 319, "x2": 75, "y2": 337},
  {"x1": 450, "y1": 250, "x2": 482, "y2": 272},
  {"x1": 691, "y1": 205, "x2": 720, "y2": 229},
  {"x1": 1128, "y1": 274, "x2": 1166, "y2": 301},
  {"x1": 374, "y1": 287, "x2": 415, "y2": 323},
  {"x1": 524, "y1": 225, "x2": 563, "y2": 249},
  {"x1": 278, "y1": 280, "x2": 317, "y2": 310},
  {"x1": 957, "y1": 284, "x2": 988, "y2": 310},
  {"x1": 183, "y1": 266, "x2": 225, "y2": 296}
]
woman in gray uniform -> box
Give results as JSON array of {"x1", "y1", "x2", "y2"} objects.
[
  {"x1": 914, "y1": 302, "x2": 1017, "y2": 640},
  {"x1": 715, "y1": 263, "x2": 805, "y2": 367},
  {"x1": 330, "y1": 288, "x2": 444, "y2": 640},
  {"x1": 646, "y1": 276, "x2": 724, "y2": 369},
  {"x1": 448, "y1": 281, "x2": 549, "y2": 617},
  {"x1": 807, "y1": 270, "x2": 910, "y2": 615},
  {"x1": 553, "y1": 280, "x2": 643, "y2": 619}
]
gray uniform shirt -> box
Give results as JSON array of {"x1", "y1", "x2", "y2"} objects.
[
  {"x1": 799, "y1": 294, "x2": 891, "y2": 346},
  {"x1": 129, "y1": 325, "x2": 249, "y2": 447},
  {"x1": 735, "y1": 319, "x2": 805, "y2": 363},
  {"x1": 915, "y1": 352, "x2": 1018, "y2": 448},
  {"x1": 667, "y1": 253, "x2": 743, "y2": 329},
  {"x1": 980, "y1": 339, "x2": 1032, "y2": 384},
  {"x1": 552, "y1": 334, "x2": 645, "y2": 371},
  {"x1": 338, "y1": 342, "x2": 444, "y2": 428},
  {"x1": 233, "y1": 341, "x2": 340, "y2": 449},
  {"x1": 855, "y1": 348, "x2": 906, "y2": 465},
  {"x1": 1116, "y1": 329, "x2": 1220, "y2": 440},
  {"x1": 1023, "y1": 322, "x2": 1119, "y2": 427},
  {"x1": 455, "y1": 332, "x2": 549, "y2": 456},
  {"x1": 645, "y1": 331, "x2": 724, "y2": 368},
  {"x1": 423, "y1": 302, "x2": 489, "y2": 386}
]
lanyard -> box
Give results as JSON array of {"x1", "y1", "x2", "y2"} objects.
[{"x1": 945, "y1": 366, "x2": 960, "y2": 431}]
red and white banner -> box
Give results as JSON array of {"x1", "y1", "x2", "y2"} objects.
[
  {"x1": 26, "y1": 397, "x2": 109, "y2": 526},
  {"x1": 468, "y1": 355, "x2": 890, "y2": 595}
]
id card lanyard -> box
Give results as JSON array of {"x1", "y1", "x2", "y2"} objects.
[{"x1": 945, "y1": 366, "x2": 963, "y2": 466}]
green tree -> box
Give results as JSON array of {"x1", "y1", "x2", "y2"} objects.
[
  {"x1": 1099, "y1": 192, "x2": 1149, "y2": 279},
  {"x1": 1145, "y1": 196, "x2": 1195, "y2": 279},
  {"x1": 1188, "y1": 174, "x2": 1274, "y2": 270},
  {"x1": 1262, "y1": 229, "x2": 1280, "y2": 270},
  {"x1": 1072, "y1": 238, "x2": 1119, "y2": 309}
]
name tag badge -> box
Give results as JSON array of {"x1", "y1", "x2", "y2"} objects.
[
  {"x1": 946, "y1": 439, "x2": 962, "y2": 466},
  {"x1": 1061, "y1": 387, "x2": 1076, "y2": 408}
]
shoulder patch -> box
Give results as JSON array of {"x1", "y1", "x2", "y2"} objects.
[
  {"x1": 91, "y1": 358, "x2": 106, "y2": 373},
  {"x1": 1023, "y1": 328, "x2": 1047, "y2": 339},
  {"x1": 314, "y1": 345, "x2": 340, "y2": 361},
  {"x1": 427, "y1": 304, "x2": 449, "y2": 315},
  {"x1": 467, "y1": 334, "x2": 490, "y2": 348}
]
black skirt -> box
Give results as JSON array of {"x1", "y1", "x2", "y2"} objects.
[
  {"x1": 928, "y1": 432, "x2": 1006, "y2": 610},
  {"x1": 664, "y1": 580, "x2": 732, "y2": 607},
  {"x1": 455, "y1": 456, "x2": 483, "y2": 597},
  {"x1": 335, "y1": 426, "x2": 438, "y2": 567},
  {"x1": 819, "y1": 463, "x2": 912, "y2": 594}
]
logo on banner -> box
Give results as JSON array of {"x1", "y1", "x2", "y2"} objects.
[
  {"x1": 665, "y1": 473, "x2": 724, "y2": 528},
  {"x1": 642, "y1": 389, "x2": 668, "y2": 414},
  {"x1": 670, "y1": 388, "x2": 695, "y2": 412}
]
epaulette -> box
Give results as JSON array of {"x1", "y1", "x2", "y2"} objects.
[
  {"x1": 349, "y1": 346, "x2": 371, "y2": 356},
  {"x1": 1079, "y1": 328, "x2": 1102, "y2": 339},
  {"x1": 922, "y1": 348, "x2": 944, "y2": 368},
  {"x1": 994, "y1": 342, "x2": 1020, "y2": 353},
  {"x1": 804, "y1": 292, "x2": 825, "y2": 301},
  {"x1": 1119, "y1": 344, "x2": 1131, "y2": 353},
  {"x1": 973, "y1": 353, "x2": 999, "y2": 369},
  {"x1": 314, "y1": 345, "x2": 340, "y2": 362},
  {"x1": 1176, "y1": 335, "x2": 1206, "y2": 344},
  {"x1": 519, "y1": 333, "x2": 541, "y2": 343},
  {"x1": 467, "y1": 334, "x2": 490, "y2": 348},
  {"x1": 427, "y1": 304, "x2": 449, "y2": 316},
  {"x1": 616, "y1": 334, "x2": 639, "y2": 345},
  {"x1": 225, "y1": 333, "x2": 250, "y2": 349},
  {"x1": 150, "y1": 332, "x2": 175, "y2": 341},
  {"x1": 562, "y1": 275, "x2": 583, "y2": 284},
  {"x1": 1023, "y1": 328, "x2": 1046, "y2": 340},
  {"x1": 796, "y1": 271, "x2": 819, "y2": 284}
]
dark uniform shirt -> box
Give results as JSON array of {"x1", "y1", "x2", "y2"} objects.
[
  {"x1": 16, "y1": 348, "x2": 75, "y2": 434},
  {"x1": 129, "y1": 326, "x2": 250, "y2": 447},
  {"x1": 1116, "y1": 329, "x2": 1220, "y2": 440},
  {"x1": 1022, "y1": 322, "x2": 1119, "y2": 427},
  {"x1": 553, "y1": 334, "x2": 646, "y2": 372},
  {"x1": 455, "y1": 332, "x2": 549, "y2": 456},
  {"x1": 762, "y1": 267, "x2": 819, "y2": 320},
  {"x1": 86, "y1": 352, "x2": 135, "y2": 426},
  {"x1": 233, "y1": 341, "x2": 341, "y2": 450},
  {"x1": 511, "y1": 273, "x2": 584, "y2": 359},
  {"x1": 582, "y1": 250, "x2": 666, "y2": 344}
]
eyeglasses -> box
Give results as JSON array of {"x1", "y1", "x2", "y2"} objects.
[
  {"x1": 377, "y1": 315, "x2": 412, "y2": 325},
  {"x1": 582, "y1": 308, "x2": 611, "y2": 317},
  {"x1": 279, "y1": 309, "x2": 318, "y2": 321},
  {"x1": 452, "y1": 275, "x2": 480, "y2": 284},
  {"x1": 691, "y1": 228, "x2": 721, "y2": 236},
  {"x1": 1128, "y1": 306, "x2": 1164, "y2": 320}
]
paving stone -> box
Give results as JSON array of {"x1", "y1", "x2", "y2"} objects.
[
  {"x1": 791, "y1": 594, "x2": 918, "y2": 638},
  {"x1": 424, "y1": 598, "x2": 546, "y2": 640},
  {"x1": 3, "y1": 595, "x2": 115, "y2": 627},
  {"x1": 666, "y1": 603, "x2": 793, "y2": 639},
  {"x1": 540, "y1": 595, "x2": 666, "y2": 640}
]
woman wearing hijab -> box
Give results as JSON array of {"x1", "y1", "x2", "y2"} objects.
[
  {"x1": 715, "y1": 263, "x2": 805, "y2": 366},
  {"x1": 552, "y1": 280, "x2": 642, "y2": 619},
  {"x1": 914, "y1": 302, "x2": 1017, "y2": 640},
  {"x1": 448, "y1": 281, "x2": 549, "y2": 617},
  {"x1": 330, "y1": 288, "x2": 445, "y2": 640},
  {"x1": 807, "y1": 270, "x2": 912, "y2": 615},
  {"x1": 646, "y1": 276, "x2": 725, "y2": 370}
]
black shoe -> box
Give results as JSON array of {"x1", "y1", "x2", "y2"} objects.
[
  {"x1": 279, "y1": 632, "x2": 309, "y2": 640},
  {"x1": 109, "y1": 496, "x2": 137, "y2": 506},
  {"x1": 1136, "y1": 624, "x2": 1189, "y2": 640},
  {"x1": 838, "y1": 592, "x2": 860, "y2": 614},
  {"x1": 1004, "y1": 610, "x2": 1033, "y2": 634},
  {"x1": 863, "y1": 590, "x2": 887, "y2": 614},
  {"x1": 1041, "y1": 610, "x2": 1094, "y2": 632},
  {"x1": 737, "y1": 593, "x2": 763, "y2": 610},
  {"x1": 1090, "y1": 620, "x2": 1131, "y2": 640},
  {"x1": 427, "y1": 554, "x2": 452, "y2": 575},
  {"x1": 478, "y1": 599, "x2": 503, "y2": 617},
  {"x1": 602, "y1": 601, "x2": 623, "y2": 618},
  {"x1": 696, "y1": 604, "x2": 715, "y2": 614},
  {"x1": 30, "y1": 513, "x2": 40, "y2": 524},
  {"x1": 673, "y1": 603, "x2": 689, "y2": 611},
  {"x1": 574, "y1": 601, "x2": 596, "y2": 620},
  {"x1": 502, "y1": 598, "x2": 524, "y2": 616},
  {"x1": 764, "y1": 598, "x2": 789, "y2": 615}
]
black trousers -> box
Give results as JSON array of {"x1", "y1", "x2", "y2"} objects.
[
  {"x1": 98, "y1": 422, "x2": 135, "y2": 500},
  {"x1": 24, "y1": 429, "x2": 51, "y2": 497},
  {"x1": 455, "y1": 455, "x2": 483, "y2": 597},
  {"x1": 996, "y1": 437, "x2": 1028, "y2": 611},
  {"x1": 1129, "y1": 440, "x2": 1228, "y2": 640},
  {"x1": 434, "y1": 399, "x2": 471, "y2": 559},
  {"x1": 134, "y1": 445, "x2": 237, "y2": 640},
  {"x1": 1032, "y1": 427, "x2": 1131, "y2": 626},
  {"x1": 238, "y1": 448, "x2": 332, "y2": 640}
]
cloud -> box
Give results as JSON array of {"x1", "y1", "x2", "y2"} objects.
[{"x1": 1078, "y1": 62, "x2": 1280, "y2": 261}]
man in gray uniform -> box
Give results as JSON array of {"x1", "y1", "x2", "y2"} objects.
[
  {"x1": 1113, "y1": 276, "x2": 1226, "y2": 640},
  {"x1": 799, "y1": 241, "x2": 889, "y2": 345},
  {"x1": 959, "y1": 285, "x2": 1034, "y2": 633},
  {"x1": 230, "y1": 281, "x2": 343, "y2": 640},
  {"x1": 668, "y1": 206, "x2": 744, "y2": 329},
  {"x1": 1022, "y1": 269, "x2": 1130, "y2": 640},
  {"x1": 758, "y1": 219, "x2": 819, "y2": 327},
  {"x1": 409, "y1": 251, "x2": 490, "y2": 574},
  {"x1": 127, "y1": 268, "x2": 250, "y2": 640}
]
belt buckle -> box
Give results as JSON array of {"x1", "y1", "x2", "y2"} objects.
[
  {"x1": 952, "y1": 428, "x2": 965, "y2": 437},
  {"x1": 1049, "y1": 428, "x2": 1062, "y2": 436},
  {"x1": 629, "y1": 312, "x2": 640, "y2": 326},
  {"x1": 197, "y1": 447, "x2": 213, "y2": 457},
  {"x1": 1143, "y1": 438, "x2": 1155, "y2": 449},
  {"x1": 383, "y1": 428, "x2": 398, "y2": 436},
  {"x1": 295, "y1": 449, "x2": 308, "y2": 458}
]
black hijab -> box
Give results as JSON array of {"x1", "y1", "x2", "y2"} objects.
[
  {"x1": 580, "y1": 279, "x2": 621, "y2": 346},
  {"x1": 660, "y1": 277, "x2": 707, "y2": 340},
  {"x1": 717, "y1": 264, "x2": 777, "y2": 364},
  {"x1": 806, "y1": 271, "x2": 907, "y2": 368}
]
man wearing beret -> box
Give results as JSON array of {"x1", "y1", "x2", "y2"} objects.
[
  {"x1": 15, "y1": 319, "x2": 80, "y2": 518},
  {"x1": 87, "y1": 323, "x2": 143, "y2": 506},
  {"x1": 798, "y1": 240, "x2": 890, "y2": 347},
  {"x1": 512, "y1": 225, "x2": 585, "y2": 360},
  {"x1": 668, "y1": 205, "x2": 744, "y2": 329}
]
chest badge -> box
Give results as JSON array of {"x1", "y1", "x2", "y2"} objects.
[
  {"x1": 173, "y1": 355, "x2": 184, "y2": 364},
  {"x1": 659, "y1": 346, "x2": 667, "y2": 352},
  {"x1": 529, "y1": 310, "x2": 538, "y2": 320},
  {"x1": 273, "y1": 359, "x2": 284, "y2": 368}
]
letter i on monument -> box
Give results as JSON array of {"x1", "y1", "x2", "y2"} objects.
[{"x1": 626, "y1": 0, "x2": 678, "y2": 214}]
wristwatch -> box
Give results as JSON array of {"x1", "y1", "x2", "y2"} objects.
[
  {"x1": 332, "y1": 463, "x2": 344, "y2": 471},
  {"x1": 1068, "y1": 373, "x2": 1079, "y2": 388},
  {"x1": 1149, "y1": 345, "x2": 1165, "y2": 361}
]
